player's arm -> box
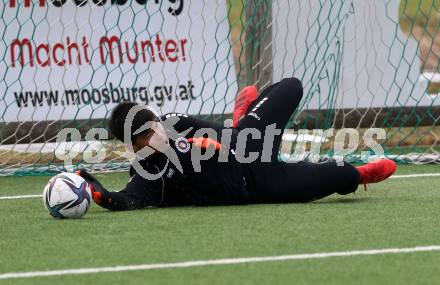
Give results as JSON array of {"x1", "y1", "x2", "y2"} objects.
[{"x1": 76, "y1": 169, "x2": 164, "y2": 211}]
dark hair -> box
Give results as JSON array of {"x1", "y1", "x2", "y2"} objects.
[{"x1": 108, "y1": 102, "x2": 158, "y2": 142}]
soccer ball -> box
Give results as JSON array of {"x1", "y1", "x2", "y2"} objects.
[{"x1": 43, "y1": 172, "x2": 92, "y2": 219}]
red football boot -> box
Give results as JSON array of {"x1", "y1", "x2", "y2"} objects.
[
  {"x1": 232, "y1": 85, "x2": 259, "y2": 128},
  {"x1": 357, "y1": 159, "x2": 397, "y2": 187}
]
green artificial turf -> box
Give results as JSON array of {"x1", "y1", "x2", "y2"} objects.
[{"x1": 1, "y1": 164, "x2": 440, "y2": 284}]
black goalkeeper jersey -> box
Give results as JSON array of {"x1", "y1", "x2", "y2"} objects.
[
  {"x1": 126, "y1": 113, "x2": 249, "y2": 207},
  {"x1": 107, "y1": 78, "x2": 360, "y2": 211}
]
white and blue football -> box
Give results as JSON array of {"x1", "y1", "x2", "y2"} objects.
[{"x1": 43, "y1": 172, "x2": 92, "y2": 219}]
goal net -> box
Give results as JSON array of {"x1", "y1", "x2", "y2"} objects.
[
  {"x1": 271, "y1": 0, "x2": 440, "y2": 163},
  {"x1": 1, "y1": 0, "x2": 439, "y2": 175}
]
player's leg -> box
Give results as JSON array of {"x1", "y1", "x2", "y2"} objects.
[
  {"x1": 236, "y1": 77, "x2": 303, "y2": 161},
  {"x1": 247, "y1": 159, "x2": 396, "y2": 203},
  {"x1": 247, "y1": 161, "x2": 360, "y2": 203},
  {"x1": 232, "y1": 81, "x2": 284, "y2": 128},
  {"x1": 236, "y1": 78, "x2": 302, "y2": 131}
]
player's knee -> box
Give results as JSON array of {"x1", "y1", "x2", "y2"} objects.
[{"x1": 280, "y1": 77, "x2": 303, "y2": 101}]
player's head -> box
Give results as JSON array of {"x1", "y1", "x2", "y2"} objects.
[{"x1": 109, "y1": 102, "x2": 169, "y2": 153}]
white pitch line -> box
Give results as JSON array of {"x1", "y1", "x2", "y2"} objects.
[
  {"x1": 0, "y1": 194, "x2": 42, "y2": 200},
  {"x1": 1, "y1": 173, "x2": 440, "y2": 201},
  {"x1": 0, "y1": 245, "x2": 439, "y2": 280},
  {"x1": 390, "y1": 173, "x2": 440, "y2": 179}
]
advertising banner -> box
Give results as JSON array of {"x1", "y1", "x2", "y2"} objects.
[{"x1": 1, "y1": 0, "x2": 237, "y2": 122}]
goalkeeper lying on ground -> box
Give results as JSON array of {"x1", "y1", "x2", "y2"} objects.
[{"x1": 77, "y1": 78, "x2": 396, "y2": 211}]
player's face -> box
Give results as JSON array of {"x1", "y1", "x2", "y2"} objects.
[{"x1": 132, "y1": 121, "x2": 170, "y2": 154}]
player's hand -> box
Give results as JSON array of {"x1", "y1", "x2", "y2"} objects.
[
  {"x1": 75, "y1": 169, "x2": 98, "y2": 183},
  {"x1": 188, "y1": 137, "x2": 222, "y2": 151},
  {"x1": 75, "y1": 169, "x2": 108, "y2": 205}
]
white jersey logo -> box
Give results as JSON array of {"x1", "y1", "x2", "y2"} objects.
[{"x1": 175, "y1": 137, "x2": 190, "y2": 153}]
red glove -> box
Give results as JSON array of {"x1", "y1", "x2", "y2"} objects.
[
  {"x1": 76, "y1": 169, "x2": 109, "y2": 205},
  {"x1": 188, "y1": 137, "x2": 222, "y2": 151}
]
